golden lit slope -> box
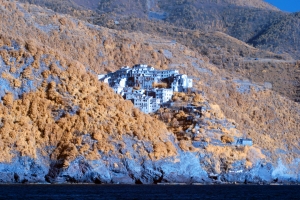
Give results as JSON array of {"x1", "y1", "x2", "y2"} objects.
[
  {"x1": 0, "y1": 36, "x2": 177, "y2": 165},
  {"x1": 0, "y1": 0, "x2": 299, "y2": 171}
]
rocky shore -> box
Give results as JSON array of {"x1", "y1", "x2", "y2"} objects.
[{"x1": 1, "y1": 147, "x2": 299, "y2": 184}]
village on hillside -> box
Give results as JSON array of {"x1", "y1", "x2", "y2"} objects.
[
  {"x1": 98, "y1": 64, "x2": 193, "y2": 113},
  {"x1": 99, "y1": 64, "x2": 252, "y2": 147}
]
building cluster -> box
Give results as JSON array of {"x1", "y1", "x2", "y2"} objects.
[{"x1": 98, "y1": 64, "x2": 193, "y2": 113}]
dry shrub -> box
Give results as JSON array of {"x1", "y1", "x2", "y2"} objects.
[
  {"x1": 103, "y1": 38, "x2": 116, "y2": 50},
  {"x1": 9, "y1": 49, "x2": 25, "y2": 62},
  {"x1": 49, "y1": 63, "x2": 61, "y2": 75},
  {"x1": 32, "y1": 54, "x2": 41, "y2": 69},
  {"x1": 171, "y1": 118, "x2": 179, "y2": 127},
  {"x1": 0, "y1": 35, "x2": 11, "y2": 46},
  {"x1": 177, "y1": 92, "x2": 186, "y2": 98},
  {"x1": 160, "y1": 64, "x2": 168, "y2": 70},
  {"x1": 22, "y1": 67, "x2": 32, "y2": 79},
  {"x1": 221, "y1": 135, "x2": 234, "y2": 144},
  {"x1": 1, "y1": 72, "x2": 13, "y2": 81},
  {"x1": 0, "y1": 49, "x2": 12, "y2": 66},
  {"x1": 152, "y1": 51, "x2": 158, "y2": 59},
  {"x1": 13, "y1": 79, "x2": 22, "y2": 88},
  {"x1": 175, "y1": 110, "x2": 187, "y2": 119},
  {"x1": 183, "y1": 95, "x2": 189, "y2": 102},
  {"x1": 179, "y1": 140, "x2": 194, "y2": 151},
  {"x1": 151, "y1": 141, "x2": 177, "y2": 159},
  {"x1": 205, "y1": 145, "x2": 249, "y2": 171},
  {"x1": 193, "y1": 93, "x2": 204, "y2": 103},
  {"x1": 10, "y1": 66, "x2": 17, "y2": 73},
  {"x1": 210, "y1": 104, "x2": 225, "y2": 119},
  {"x1": 172, "y1": 95, "x2": 179, "y2": 101},
  {"x1": 25, "y1": 40, "x2": 37, "y2": 55},
  {"x1": 2, "y1": 93, "x2": 13, "y2": 107},
  {"x1": 152, "y1": 82, "x2": 168, "y2": 88},
  {"x1": 42, "y1": 70, "x2": 51, "y2": 78},
  {"x1": 58, "y1": 17, "x2": 68, "y2": 25}
]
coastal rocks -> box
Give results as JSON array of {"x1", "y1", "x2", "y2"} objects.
[
  {"x1": 43, "y1": 149, "x2": 210, "y2": 184},
  {"x1": 0, "y1": 156, "x2": 48, "y2": 183},
  {"x1": 37, "y1": 137, "x2": 210, "y2": 184},
  {"x1": 0, "y1": 152, "x2": 299, "y2": 184},
  {"x1": 220, "y1": 162, "x2": 273, "y2": 184},
  {"x1": 271, "y1": 159, "x2": 300, "y2": 184},
  {"x1": 0, "y1": 131, "x2": 297, "y2": 185},
  {"x1": 211, "y1": 158, "x2": 300, "y2": 184},
  {"x1": 152, "y1": 152, "x2": 209, "y2": 184}
]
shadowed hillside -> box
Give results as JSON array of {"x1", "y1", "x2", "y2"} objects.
[{"x1": 249, "y1": 12, "x2": 300, "y2": 59}]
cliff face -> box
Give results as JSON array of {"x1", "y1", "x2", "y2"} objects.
[{"x1": 0, "y1": 1, "x2": 299, "y2": 184}]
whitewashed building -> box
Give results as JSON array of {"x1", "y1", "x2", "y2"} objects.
[{"x1": 99, "y1": 64, "x2": 193, "y2": 113}]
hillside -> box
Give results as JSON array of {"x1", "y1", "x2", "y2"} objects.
[
  {"x1": 82, "y1": 0, "x2": 279, "y2": 11},
  {"x1": 249, "y1": 12, "x2": 300, "y2": 59},
  {"x1": 16, "y1": 0, "x2": 300, "y2": 103},
  {"x1": 0, "y1": 0, "x2": 299, "y2": 184}
]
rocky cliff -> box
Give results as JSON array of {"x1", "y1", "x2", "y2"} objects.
[{"x1": 0, "y1": 0, "x2": 299, "y2": 184}]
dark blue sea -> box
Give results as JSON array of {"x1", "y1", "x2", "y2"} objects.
[{"x1": 0, "y1": 185, "x2": 299, "y2": 200}]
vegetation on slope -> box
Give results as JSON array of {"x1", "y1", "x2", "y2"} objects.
[
  {"x1": 15, "y1": 0, "x2": 300, "y2": 103},
  {"x1": 249, "y1": 12, "x2": 300, "y2": 59},
  {"x1": 0, "y1": 34, "x2": 177, "y2": 165},
  {"x1": 0, "y1": 0, "x2": 299, "y2": 175}
]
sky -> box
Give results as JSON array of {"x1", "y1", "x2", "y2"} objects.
[{"x1": 265, "y1": 0, "x2": 300, "y2": 12}]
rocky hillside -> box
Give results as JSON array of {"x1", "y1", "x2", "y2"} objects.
[
  {"x1": 0, "y1": 0, "x2": 299, "y2": 184},
  {"x1": 16, "y1": 0, "x2": 300, "y2": 103},
  {"x1": 249, "y1": 12, "x2": 300, "y2": 59}
]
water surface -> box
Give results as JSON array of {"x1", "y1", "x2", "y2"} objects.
[{"x1": 0, "y1": 184, "x2": 299, "y2": 200}]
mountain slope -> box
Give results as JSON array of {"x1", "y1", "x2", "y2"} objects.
[
  {"x1": 15, "y1": 0, "x2": 300, "y2": 102},
  {"x1": 216, "y1": 0, "x2": 278, "y2": 10},
  {"x1": 249, "y1": 12, "x2": 300, "y2": 59},
  {"x1": 0, "y1": 0, "x2": 299, "y2": 184},
  {"x1": 84, "y1": 0, "x2": 280, "y2": 11},
  {"x1": 17, "y1": 0, "x2": 296, "y2": 59},
  {"x1": 93, "y1": 0, "x2": 299, "y2": 60}
]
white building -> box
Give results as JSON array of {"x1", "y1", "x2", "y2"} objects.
[
  {"x1": 236, "y1": 138, "x2": 253, "y2": 146},
  {"x1": 99, "y1": 64, "x2": 193, "y2": 113},
  {"x1": 125, "y1": 92, "x2": 160, "y2": 113},
  {"x1": 171, "y1": 74, "x2": 193, "y2": 92},
  {"x1": 148, "y1": 88, "x2": 173, "y2": 103}
]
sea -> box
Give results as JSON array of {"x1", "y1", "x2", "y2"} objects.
[{"x1": 0, "y1": 184, "x2": 299, "y2": 200}]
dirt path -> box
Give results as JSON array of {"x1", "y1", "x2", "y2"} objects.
[{"x1": 242, "y1": 58, "x2": 296, "y2": 63}]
